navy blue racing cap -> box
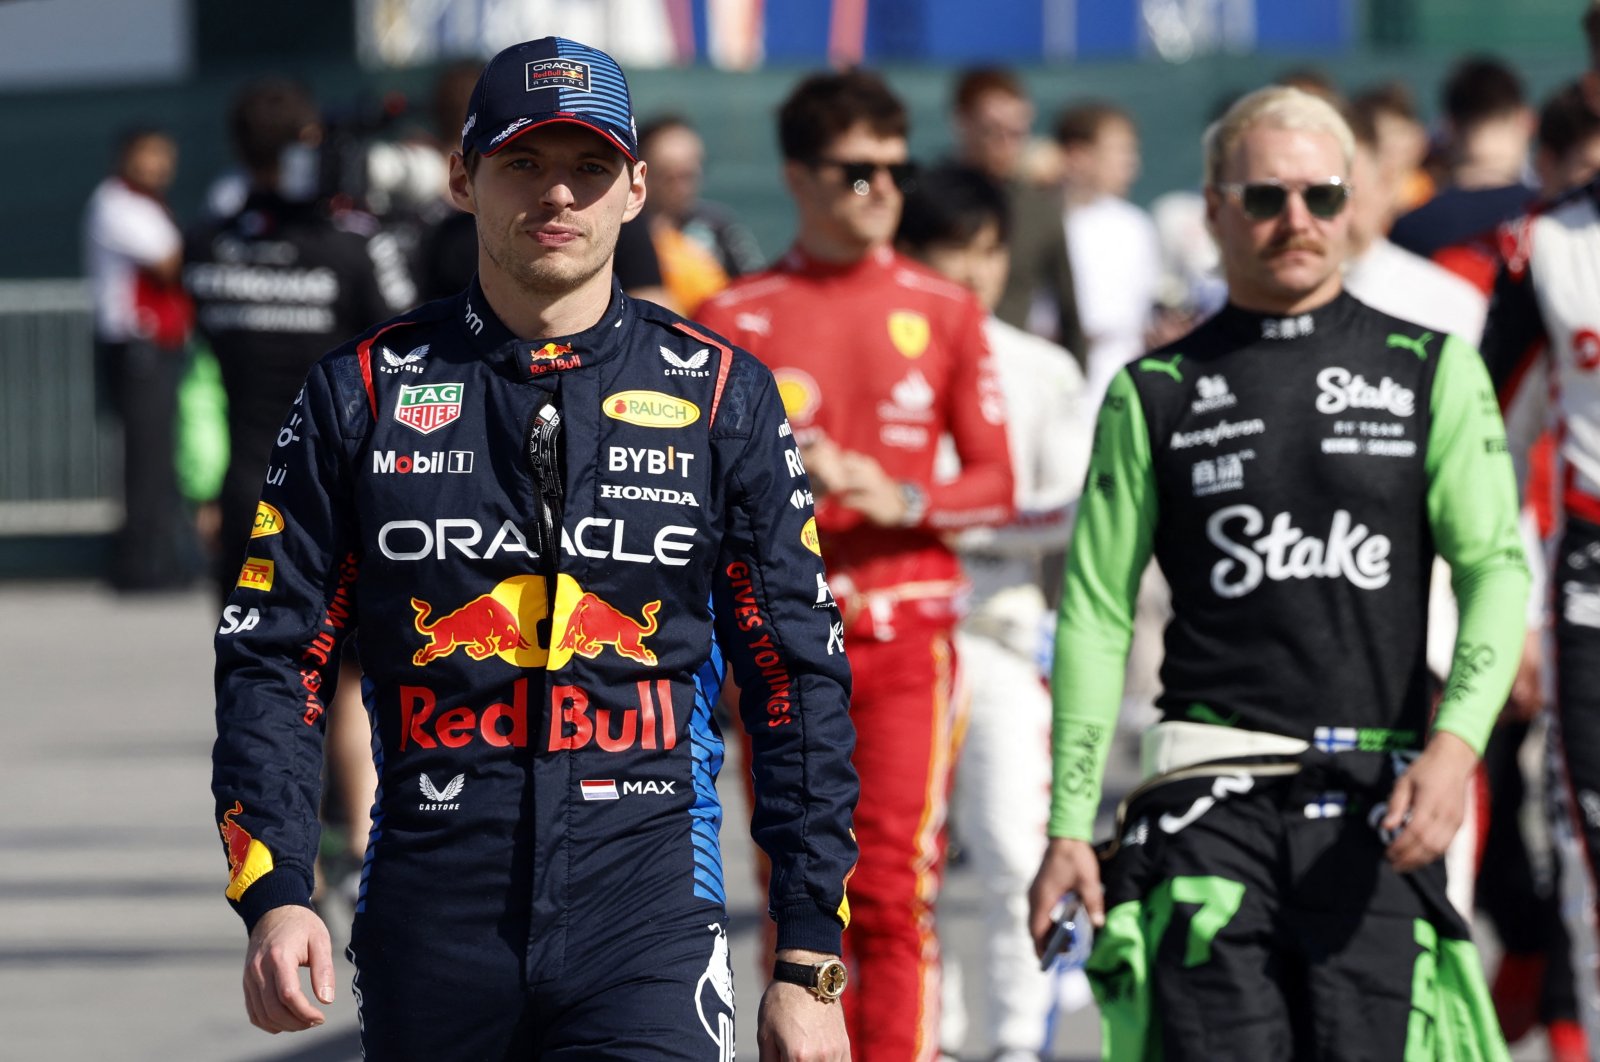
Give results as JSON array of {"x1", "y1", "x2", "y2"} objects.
[{"x1": 462, "y1": 37, "x2": 639, "y2": 162}]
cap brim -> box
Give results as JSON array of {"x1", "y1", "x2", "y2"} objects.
[{"x1": 475, "y1": 116, "x2": 638, "y2": 162}]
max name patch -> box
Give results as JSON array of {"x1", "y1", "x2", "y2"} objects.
[{"x1": 527, "y1": 58, "x2": 590, "y2": 93}]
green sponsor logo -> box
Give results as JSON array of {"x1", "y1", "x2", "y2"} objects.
[
  {"x1": 395, "y1": 382, "x2": 466, "y2": 435},
  {"x1": 1138, "y1": 353, "x2": 1184, "y2": 381},
  {"x1": 1385, "y1": 332, "x2": 1434, "y2": 360},
  {"x1": 1185, "y1": 702, "x2": 1239, "y2": 727}
]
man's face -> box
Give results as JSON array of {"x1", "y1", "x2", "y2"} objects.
[
  {"x1": 1206, "y1": 124, "x2": 1351, "y2": 312},
  {"x1": 957, "y1": 91, "x2": 1033, "y2": 180},
  {"x1": 913, "y1": 219, "x2": 1010, "y2": 312},
  {"x1": 1064, "y1": 118, "x2": 1140, "y2": 200},
  {"x1": 643, "y1": 125, "x2": 703, "y2": 223},
  {"x1": 784, "y1": 122, "x2": 909, "y2": 255},
  {"x1": 122, "y1": 135, "x2": 177, "y2": 196},
  {"x1": 449, "y1": 123, "x2": 645, "y2": 299}
]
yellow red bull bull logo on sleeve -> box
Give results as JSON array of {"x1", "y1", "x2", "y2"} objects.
[
  {"x1": 219, "y1": 801, "x2": 275, "y2": 901},
  {"x1": 548, "y1": 573, "x2": 661, "y2": 669},
  {"x1": 411, "y1": 574, "x2": 550, "y2": 667}
]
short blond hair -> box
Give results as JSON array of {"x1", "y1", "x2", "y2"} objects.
[{"x1": 1202, "y1": 85, "x2": 1355, "y2": 187}]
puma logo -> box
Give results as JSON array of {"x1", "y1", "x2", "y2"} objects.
[
  {"x1": 1385, "y1": 332, "x2": 1433, "y2": 360},
  {"x1": 1139, "y1": 354, "x2": 1184, "y2": 381}
]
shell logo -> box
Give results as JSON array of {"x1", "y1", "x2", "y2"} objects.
[{"x1": 774, "y1": 368, "x2": 821, "y2": 423}]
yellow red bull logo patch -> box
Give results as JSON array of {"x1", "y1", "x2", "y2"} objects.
[
  {"x1": 219, "y1": 801, "x2": 275, "y2": 902},
  {"x1": 251, "y1": 501, "x2": 284, "y2": 539},
  {"x1": 237, "y1": 557, "x2": 274, "y2": 591},
  {"x1": 888, "y1": 310, "x2": 930, "y2": 359},
  {"x1": 603, "y1": 390, "x2": 699, "y2": 428},
  {"x1": 800, "y1": 517, "x2": 821, "y2": 556},
  {"x1": 549, "y1": 573, "x2": 661, "y2": 669},
  {"x1": 411, "y1": 574, "x2": 550, "y2": 667}
]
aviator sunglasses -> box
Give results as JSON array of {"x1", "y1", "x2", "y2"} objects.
[
  {"x1": 1215, "y1": 177, "x2": 1351, "y2": 220},
  {"x1": 810, "y1": 158, "x2": 919, "y2": 195}
]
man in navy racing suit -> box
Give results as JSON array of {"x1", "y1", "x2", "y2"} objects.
[{"x1": 211, "y1": 36, "x2": 858, "y2": 1061}]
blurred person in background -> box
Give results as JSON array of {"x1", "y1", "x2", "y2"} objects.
[
  {"x1": 1353, "y1": 81, "x2": 1436, "y2": 215},
  {"x1": 637, "y1": 115, "x2": 763, "y2": 316},
  {"x1": 1342, "y1": 102, "x2": 1488, "y2": 344},
  {"x1": 84, "y1": 126, "x2": 195, "y2": 592},
  {"x1": 950, "y1": 66, "x2": 1086, "y2": 360},
  {"x1": 1054, "y1": 100, "x2": 1160, "y2": 408},
  {"x1": 699, "y1": 69, "x2": 1015, "y2": 1062},
  {"x1": 1479, "y1": 7, "x2": 1600, "y2": 1052},
  {"x1": 413, "y1": 58, "x2": 485, "y2": 302},
  {"x1": 1030, "y1": 85, "x2": 1526, "y2": 1060},
  {"x1": 896, "y1": 163, "x2": 1090, "y2": 1062},
  {"x1": 187, "y1": 76, "x2": 415, "y2": 907},
  {"x1": 1534, "y1": 81, "x2": 1600, "y2": 198},
  {"x1": 1390, "y1": 55, "x2": 1536, "y2": 262}
]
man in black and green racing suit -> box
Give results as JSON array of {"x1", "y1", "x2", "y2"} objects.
[{"x1": 1029, "y1": 86, "x2": 1529, "y2": 1061}]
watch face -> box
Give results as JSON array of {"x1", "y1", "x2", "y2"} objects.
[{"x1": 817, "y1": 959, "x2": 848, "y2": 1000}]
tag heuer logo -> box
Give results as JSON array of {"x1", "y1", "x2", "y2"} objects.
[
  {"x1": 526, "y1": 58, "x2": 591, "y2": 93},
  {"x1": 395, "y1": 383, "x2": 464, "y2": 435}
]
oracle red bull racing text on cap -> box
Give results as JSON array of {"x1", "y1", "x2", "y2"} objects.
[{"x1": 463, "y1": 36, "x2": 639, "y2": 162}]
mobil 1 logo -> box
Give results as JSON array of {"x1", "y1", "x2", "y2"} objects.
[{"x1": 373, "y1": 450, "x2": 475, "y2": 475}]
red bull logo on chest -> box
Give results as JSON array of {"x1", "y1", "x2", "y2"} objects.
[
  {"x1": 410, "y1": 575, "x2": 550, "y2": 667},
  {"x1": 548, "y1": 573, "x2": 661, "y2": 669}
]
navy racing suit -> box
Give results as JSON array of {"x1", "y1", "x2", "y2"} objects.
[{"x1": 212, "y1": 278, "x2": 858, "y2": 1060}]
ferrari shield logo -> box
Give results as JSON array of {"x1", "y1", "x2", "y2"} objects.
[
  {"x1": 395, "y1": 382, "x2": 464, "y2": 435},
  {"x1": 888, "y1": 311, "x2": 930, "y2": 359}
]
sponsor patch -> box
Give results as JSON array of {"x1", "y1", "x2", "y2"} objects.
[
  {"x1": 661, "y1": 345, "x2": 712, "y2": 377},
  {"x1": 395, "y1": 382, "x2": 465, "y2": 435},
  {"x1": 887, "y1": 310, "x2": 930, "y2": 358},
  {"x1": 774, "y1": 369, "x2": 821, "y2": 423},
  {"x1": 218, "y1": 605, "x2": 261, "y2": 635},
  {"x1": 220, "y1": 802, "x2": 275, "y2": 902},
  {"x1": 379, "y1": 344, "x2": 427, "y2": 374},
  {"x1": 604, "y1": 390, "x2": 700, "y2": 428},
  {"x1": 251, "y1": 501, "x2": 285, "y2": 538},
  {"x1": 237, "y1": 558, "x2": 275, "y2": 592},
  {"x1": 801, "y1": 517, "x2": 821, "y2": 556},
  {"x1": 527, "y1": 58, "x2": 591, "y2": 93},
  {"x1": 582, "y1": 779, "x2": 619, "y2": 801},
  {"x1": 419, "y1": 772, "x2": 464, "y2": 811}
]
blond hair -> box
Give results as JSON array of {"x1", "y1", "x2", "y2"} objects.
[{"x1": 1202, "y1": 85, "x2": 1355, "y2": 187}]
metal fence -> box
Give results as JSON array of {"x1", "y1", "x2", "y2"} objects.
[{"x1": 0, "y1": 279, "x2": 119, "y2": 534}]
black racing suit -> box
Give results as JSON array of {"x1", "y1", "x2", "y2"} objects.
[
  {"x1": 185, "y1": 191, "x2": 416, "y2": 592},
  {"x1": 1051, "y1": 293, "x2": 1529, "y2": 1060},
  {"x1": 212, "y1": 279, "x2": 858, "y2": 1060}
]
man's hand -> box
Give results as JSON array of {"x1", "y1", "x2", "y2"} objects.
[
  {"x1": 242, "y1": 905, "x2": 335, "y2": 1033},
  {"x1": 831, "y1": 451, "x2": 908, "y2": 527},
  {"x1": 799, "y1": 436, "x2": 846, "y2": 499},
  {"x1": 1382, "y1": 730, "x2": 1479, "y2": 873},
  {"x1": 1028, "y1": 837, "x2": 1104, "y2": 956},
  {"x1": 757, "y1": 949, "x2": 850, "y2": 1062}
]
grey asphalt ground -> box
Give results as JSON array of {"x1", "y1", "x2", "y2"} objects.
[{"x1": 0, "y1": 583, "x2": 1552, "y2": 1061}]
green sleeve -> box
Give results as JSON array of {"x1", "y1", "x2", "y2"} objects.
[
  {"x1": 1049, "y1": 369, "x2": 1158, "y2": 840},
  {"x1": 1427, "y1": 334, "x2": 1532, "y2": 756}
]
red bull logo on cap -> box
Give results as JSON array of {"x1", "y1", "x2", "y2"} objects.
[
  {"x1": 411, "y1": 574, "x2": 550, "y2": 667},
  {"x1": 548, "y1": 573, "x2": 660, "y2": 669}
]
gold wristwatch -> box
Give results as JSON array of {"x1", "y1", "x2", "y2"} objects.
[{"x1": 772, "y1": 957, "x2": 849, "y2": 1002}]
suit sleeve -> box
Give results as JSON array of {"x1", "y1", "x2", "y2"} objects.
[
  {"x1": 921, "y1": 301, "x2": 1015, "y2": 530},
  {"x1": 712, "y1": 358, "x2": 858, "y2": 955},
  {"x1": 1049, "y1": 370, "x2": 1158, "y2": 840},
  {"x1": 1426, "y1": 335, "x2": 1533, "y2": 755},
  {"x1": 211, "y1": 357, "x2": 361, "y2": 932}
]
